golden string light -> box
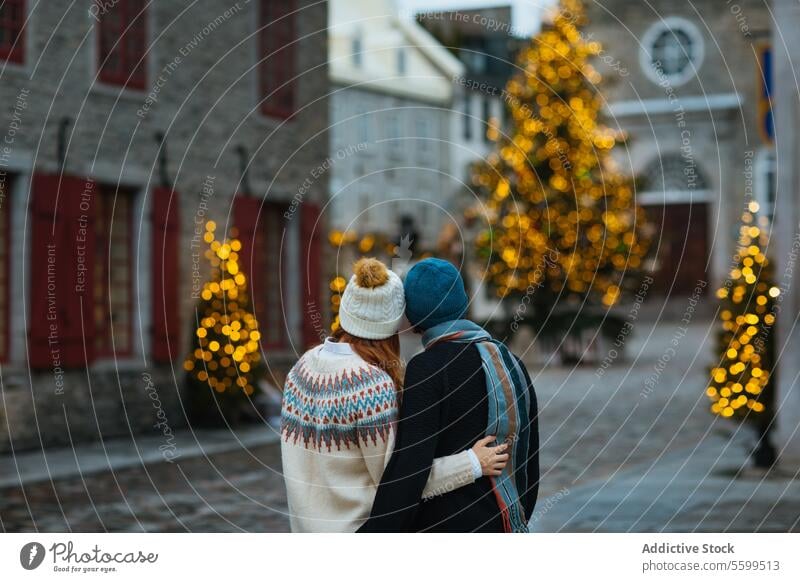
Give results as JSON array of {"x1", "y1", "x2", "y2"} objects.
[
  {"x1": 472, "y1": 0, "x2": 650, "y2": 308},
  {"x1": 707, "y1": 201, "x2": 777, "y2": 419},
  {"x1": 184, "y1": 220, "x2": 262, "y2": 396}
]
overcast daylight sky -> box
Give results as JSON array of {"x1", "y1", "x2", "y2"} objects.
[{"x1": 397, "y1": 0, "x2": 557, "y2": 37}]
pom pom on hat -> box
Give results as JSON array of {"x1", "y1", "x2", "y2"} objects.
[{"x1": 353, "y1": 257, "x2": 389, "y2": 288}]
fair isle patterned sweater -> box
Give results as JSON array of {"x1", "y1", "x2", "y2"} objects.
[{"x1": 281, "y1": 339, "x2": 477, "y2": 533}]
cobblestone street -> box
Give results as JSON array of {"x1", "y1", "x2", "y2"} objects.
[
  {"x1": 2, "y1": 321, "x2": 798, "y2": 532},
  {"x1": 526, "y1": 319, "x2": 717, "y2": 500},
  {"x1": 0, "y1": 443, "x2": 290, "y2": 532},
  {"x1": 526, "y1": 319, "x2": 800, "y2": 532}
]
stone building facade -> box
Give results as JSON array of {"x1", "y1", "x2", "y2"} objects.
[
  {"x1": 584, "y1": 0, "x2": 774, "y2": 299},
  {"x1": 0, "y1": 0, "x2": 329, "y2": 452}
]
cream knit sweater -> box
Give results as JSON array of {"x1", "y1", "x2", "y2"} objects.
[{"x1": 281, "y1": 339, "x2": 477, "y2": 532}]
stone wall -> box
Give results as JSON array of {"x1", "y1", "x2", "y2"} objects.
[
  {"x1": 0, "y1": 0, "x2": 329, "y2": 452},
  {"x1": 584, "y1": 0, "x2": 771, "y2": 291}
]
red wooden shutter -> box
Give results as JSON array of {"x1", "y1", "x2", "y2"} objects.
[
  {"x1": 151, "y1": 186, "x2": 180, "y2": 363},
  {"x1": 29, "y1": 175, "x2": 56, "y2": 368},
  {"x1": 233, "y1": 195, "x2": 261, "y2": 284},
  {"x1": 29, "y1": 174, "x2": 95, "y2": 368},
  {"x1": 261, "y1": 202, "x2": 288, "y2": 349},
  {"x1": 233, "y1": 194, "x2": 264, "y2": 325},
  {"x1": 259, "y1": 0, "x2": 297, "y2": 118},
  {"x1": 301, "y1": 202, "x2": 323, "y2": 348}
]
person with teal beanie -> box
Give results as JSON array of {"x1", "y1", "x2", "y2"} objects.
[
  {"x1": 359, "y1": 258, "x2": 540, "y2": 532},
  {"x1": 403, "y1": 258, "x2": 470, "y2": 329}
]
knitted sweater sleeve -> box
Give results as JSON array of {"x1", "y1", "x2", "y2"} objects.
[
  {"x1": 425, "y1": 452, "x2": 475, "y2": 499},
  {"x1": 358, "y1": 369, "x2": 475, "y2": 499},
  {"x1": 358, "y1": 355, "x2": 443, "y2": 532}
]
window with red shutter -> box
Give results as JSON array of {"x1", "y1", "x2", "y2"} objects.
[
  {"x1": 94, "y1": 185, "x2": 134, "y2": 358},
  {"x1": 0, "y1": 0, "x2": 24, "y2": 63},
  {"x1": 151, "y1": 187, "x2": 180, "y2": 363},
  {"x1": 0, "y1": 177, "x2": 10, "y2": 362},
  {"x1": 233, "y1": 195, "x2": 289, "y2": 350},
  {"x1": 96, "y1": 0, "x2": 147, "y2": 90},
  {"x1": 259, "y1": 0, "x2": 297, "y2": 118}
]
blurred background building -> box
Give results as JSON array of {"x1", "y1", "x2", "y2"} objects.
[
  {"x1": 585, "y1": 0, "x2": 774, "y2": 303},
  {"x1": 328, "y1": 0, "x2": 463, "y2": 251},
  {"x1": 585, "y1": 0, "x2": 798, "y2": 461},
  {"x1": 417, "y1": 5, "x2": 521, "y2": 186},
  {"x1": 418, "y1": 5, "x2": 524, "y2": 322},
  {"x1": 0, "y1": 0, "x2": 329, "y2": 452}
]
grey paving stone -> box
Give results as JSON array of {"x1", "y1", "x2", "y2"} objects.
[{"x1": 2, "y1": 321, "x2": 797, "y2": 532}]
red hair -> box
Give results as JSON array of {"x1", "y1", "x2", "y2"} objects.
[{"x1": 330, "y1": 327, "x2": 404, "y2": 394}]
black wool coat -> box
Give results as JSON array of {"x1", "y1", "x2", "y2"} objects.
[{"x1": 358, "y1": 340, "x2": 539, "y2": 533}]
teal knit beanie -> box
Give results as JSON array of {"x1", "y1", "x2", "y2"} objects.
[{"x1": 404, "y1": 258, "x2": 469, "y2": 330}]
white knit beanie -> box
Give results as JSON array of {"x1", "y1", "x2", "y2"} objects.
[{"x1": 338, "y1": 258, "x2": 405, "y2": 340}]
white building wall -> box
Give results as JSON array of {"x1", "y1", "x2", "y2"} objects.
[
  {"x1": 328, "y1": 0, "x2": 463, "y2": 249},
  {"x1": 448, "y1": 88, "x2": 506, "y2": 321}
]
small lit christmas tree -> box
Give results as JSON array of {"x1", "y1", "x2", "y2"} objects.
[
  {"x1": 472, "y1": 0, "x2": 650, "y2": 330},
  {"x1": 708, "y1": 201, "x2": 778, "y2": 419},
  {"x1": 184, "y1": 220, "x2": 263, "y2": 424},
  {"x1": 707, "y1": 201, "x2": 778, "y2": 466}
]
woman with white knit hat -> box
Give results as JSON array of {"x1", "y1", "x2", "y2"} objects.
[{"x1": 280, "y1": 258, "x2": 509, "y2": 532}]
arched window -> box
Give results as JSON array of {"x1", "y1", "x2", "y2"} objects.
[
  {"x1": 397, "y1": 47, "x2": 407, "y2": 74},
  {"x1": 641, "y1": 154, "x2": 709, "y2": 197}
]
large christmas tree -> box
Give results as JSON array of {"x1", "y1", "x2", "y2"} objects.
[
  {"x1": 472, "y1": 0, "x2": 650, "y2": 329},
  {"x1": 184, "y1": 220, "x2": 263, "y2": 424}
]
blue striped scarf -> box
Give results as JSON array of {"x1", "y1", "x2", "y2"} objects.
[{"x1": 422, "y1": 319, "x2": 531, "y2": 533}]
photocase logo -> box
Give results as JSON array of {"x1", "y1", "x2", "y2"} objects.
[{"x1": 19, "y1": 542, "x2": 46, "y2": 570}]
